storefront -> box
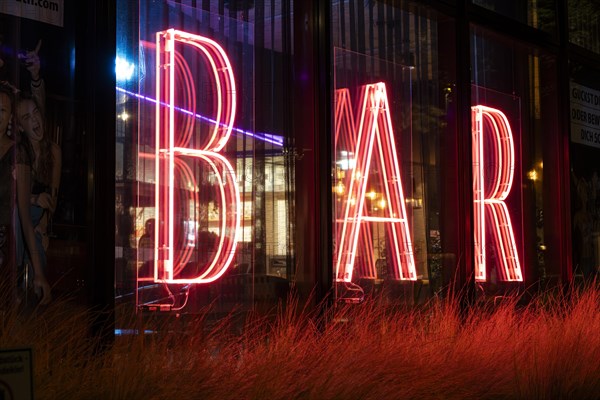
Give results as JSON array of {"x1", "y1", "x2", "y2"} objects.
[{"x1": 1, "y1": 0, "x2": 599, "y2": 334}]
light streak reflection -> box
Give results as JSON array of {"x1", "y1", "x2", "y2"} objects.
[{"x1": 116, "y1": 86, "x2": 284, "y2": 147}]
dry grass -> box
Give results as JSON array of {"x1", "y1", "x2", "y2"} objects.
[{"x1": 1, "y1": 284, "x2": 599, "y2": 400}]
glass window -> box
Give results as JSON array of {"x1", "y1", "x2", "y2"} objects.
[
  {"x1": 116, "y1": 0, "x2": 295, "y2": 324},
  {"x1": 568, "y1": 0, "x2": 600, "y2": 54},
  {"x1": 1, "y1": 5, "x2": 85, "y2": 307},
  {"x1": 569, "y1": 62, "x2": 600, "y2": 280},
  {"x1": 472, "y1": 0, "x2": 557, "y2": 34},
  {"x1": 332, "y1": 1, "x2": 458, "y2": 303},
  {"x1": 471, "y1": 25, "x2": 563, "y2": 292}
]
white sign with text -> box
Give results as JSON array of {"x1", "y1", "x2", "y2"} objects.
[
  {"x1": 0, "y1": 0, "x2": 64, "y2": 28},
  {"x1": 571, "y1": 82, "x2": 600, "y2": 149}
]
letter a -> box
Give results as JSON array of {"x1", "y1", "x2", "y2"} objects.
[
  {"x1": 155, "y1": 29, "x2": 241, "y2": 284},
  {"x1": 335, "y1": 83, "x2": 416, "y2": 282},
  {"x1": 472, "y1": 105, "x2": 523, "y2": 282}
]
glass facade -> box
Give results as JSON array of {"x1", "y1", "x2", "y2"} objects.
[
  {"x1": 2, "y1": 0, "x2": 598, "y2": 331},
  {"x1": 112, "y1": 0, "x2": 594, "y2": 323}
]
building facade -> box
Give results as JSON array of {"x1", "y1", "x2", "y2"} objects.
[{"x1": 1, "y1": 0, "x2": 599, "y2": 333}]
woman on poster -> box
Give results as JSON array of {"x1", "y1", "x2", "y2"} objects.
[
  {"x1": 9, "y1": 40, "x2": 58, "y2": 305},
  {"x1": 15, "y1": 91, "x2": 61, "y2": 299},
  {"x1": 0, "y1": 84, "x2": 51, "y2": 306}
]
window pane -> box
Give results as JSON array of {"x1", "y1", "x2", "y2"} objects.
[
  {"x1": 332, "y1": 1, "x2": 458, "y2": 303},
  {"x1": 471, "y1": 26, "x2": 562, "y2": 292},
  {"x1": 116, "y1": 0, "x2": 295, "y2": 324},
  {"x1": 568, "y1": 0, "x2": 600, "y2": 54}
]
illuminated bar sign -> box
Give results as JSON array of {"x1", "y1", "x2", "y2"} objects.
[
  {"x1": 148, "y1": 29, "x2": 523, "y2": 287},
  {"x1": 154, "y1": 29, "x2": 240, "y2": 284}
]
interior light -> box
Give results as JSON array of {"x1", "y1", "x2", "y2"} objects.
[
  {"x1": 116, "y1": 56, "x2": 135, "y2": 82},
  {"x1": 527, "y1": 169, "x2": 538, "y2": 181}
]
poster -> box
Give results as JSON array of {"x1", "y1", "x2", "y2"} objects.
[{"x1": 1, "y1": 3, "x2": 86, "y2": 306}]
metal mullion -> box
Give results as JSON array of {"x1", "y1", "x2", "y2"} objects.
[
  {"x1": 455, "y1": 0, "x2": 476, "y2": 311},
  {"x1": 556, "y1": 0, "x2": 573, "y2": 284}
]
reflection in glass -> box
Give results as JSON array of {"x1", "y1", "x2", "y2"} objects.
[
  {"x1": 115, "y1": 1, "x2": 295, "y2": 321},
  {"x1": 568, "y1": 0, "x2": 600, "y2": 54}
]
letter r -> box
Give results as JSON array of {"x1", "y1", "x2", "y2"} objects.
[{"x1": 472, "y1": 105, "x2": 523, "y2": 282}]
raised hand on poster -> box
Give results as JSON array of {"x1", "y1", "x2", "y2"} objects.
[{"x1": 18, "y1": 39, "x2": 42, "y2": 81}]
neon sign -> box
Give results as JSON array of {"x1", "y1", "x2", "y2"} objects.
[
  {"x1": 472, "y1": 105, "x2": 523, "y2": 282},
  {"x1": 146, "y1": 29, "x2": 522, "y2": 287},
  {"x1": 334, "y1": 83, "x2": 417, "y2": 282},
  {"x1": 154, "y1": 29, "x2": 241, "y2": 284}
]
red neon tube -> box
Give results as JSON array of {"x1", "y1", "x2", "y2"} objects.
[
  {"x1": 472, "y1": 105, "x2": 523, "y2": 282},
  {"x1": 155, "y1": 29, "x2": 241, "y2": 284},
  {"x1": 334, "y1": 83, "x2": 417, "y2": 282}
]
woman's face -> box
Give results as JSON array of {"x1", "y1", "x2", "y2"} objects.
[
  {"x1": 0, "y1": 92, "x2": 11, "y2": 137},
  {"x1": 17, "y1": 99, "x2": 44, "y2": 142}
]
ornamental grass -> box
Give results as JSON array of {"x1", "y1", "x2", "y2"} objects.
[{"x1": 1, "y1": 282, "x2": 598, "y2": 399}]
